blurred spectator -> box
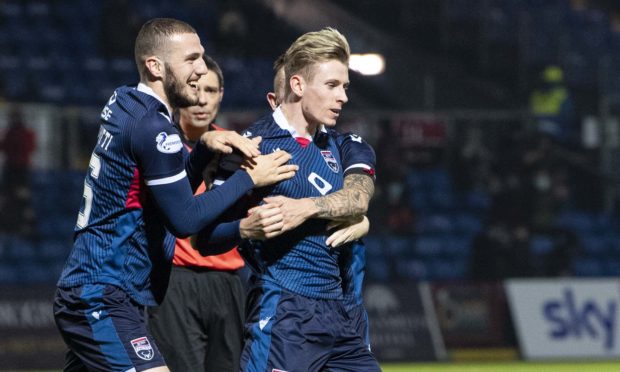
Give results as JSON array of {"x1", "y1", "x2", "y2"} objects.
[
  {"x1": 543, "y1": 230, "x2": 580, "y2": 277},
  {"x1": 216, "y1": 2, "x2": 249, "y2": 56},
  {"x1": 371, "y1": 119, "x2": 415, "y2": 233},
  {"x1": 450, "y1": 124, "x2": 494, "y2": 196},
  {"x1": 0, "y1": 107, "x2": 36, "y2": 235},
  {"x1": 470, "y1": 222, "x2": 533, "y2": 280},
  {"x1": 385, "y1": 182, "x2": 414, "y2": 234},
  {"x1": 529, "y1": 65, "x2": 577, "y2": 145},
  {"x1": 520, "y1": 135, "x2": 571, "y2": 230}
]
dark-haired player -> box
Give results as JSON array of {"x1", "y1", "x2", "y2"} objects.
[{"x1": 53, "y1": 18, "x2": 296, "y2": 372}]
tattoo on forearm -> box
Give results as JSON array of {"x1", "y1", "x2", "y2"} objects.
[{"x1": 312, "y1": 174, "x2": 375, "y2": 219}]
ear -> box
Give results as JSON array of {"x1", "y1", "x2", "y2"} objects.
[
  {"x1": 145, "y1": 56, "x2": 164, "y2": 79},
  {"x1": 266, "y1": 92, "x2": 277, "y2": 110},
  {"x1": 290, "y1": 74, "x2": 304, "y2": 98}
]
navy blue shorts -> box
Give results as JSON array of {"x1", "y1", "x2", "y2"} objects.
[
  {"x1": 53, "y1": 284, "x2": 166, "y2": 371},
  {"x1": 347, "y1": 303, "x2": 371, "y2": 351},
  {"x1": 240, "y1": 281, "x2": 380, "y2": 372}
]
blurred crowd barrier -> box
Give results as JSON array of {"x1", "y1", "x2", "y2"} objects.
[{"x1": 3, "y1": 278, "x2": 619, "y2": 369}]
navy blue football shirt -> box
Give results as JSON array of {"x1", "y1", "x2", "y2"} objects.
[
  {"x1": 57, "y1": 84, "x2": 254, "y2": 306},
  {"x1": 239, "y1": 108, "x2": 352, "y2": 299},
  {"x1": 201, "y1": 109, "x2": 377, "y2": 301}
]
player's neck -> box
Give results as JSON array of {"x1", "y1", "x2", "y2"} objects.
[
  {"x1": 141, "y1": 81, "x2": 173, "y2": 115},
  {"x1": 180, "y1": 121, "x2": 209, "y2": 142},
  {"x1": 280, "y1": 103, "x2": 319, "y2": 138}
]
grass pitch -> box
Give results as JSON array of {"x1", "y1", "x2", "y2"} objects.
[
  {"x1": 381, "y1": 361, "x2": 620, "y2": 371},
  {"x1": 14, "y1": 361, "x2": 620, "y2": 372}
]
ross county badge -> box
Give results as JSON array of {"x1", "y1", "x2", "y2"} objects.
[
  {"x1": 320, "y1": 151, "x2": 339, "y2": 173},
  {"x1": 130, "y1": 336, "x2": 154, "y2": 361}
]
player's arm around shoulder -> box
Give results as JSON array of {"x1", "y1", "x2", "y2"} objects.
[
  {"x1": 263, "y1": 131, "x2": 377, "y2": 230},
  {"x1": 190, "y1": 145, "x2": 298, "y2": 254}
]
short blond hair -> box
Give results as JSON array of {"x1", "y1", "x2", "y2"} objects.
[
  {"x1": 283, "y1": 27, "x2": 350, "y2": 87},
  {"x1": 134, "y1": 18, "x2": 197, "y2": 77}
]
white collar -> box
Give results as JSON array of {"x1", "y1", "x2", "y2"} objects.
[
  {"x1": 272, "y1": 106, "x2": 326, "y2": 141},
  {"x1": 137, "y1": 83, "x2": 173, "y2": 121}
]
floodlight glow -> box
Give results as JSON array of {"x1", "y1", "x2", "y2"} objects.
[{"x1": 349, "y1": 53, "x2": 385, "y2": 76}]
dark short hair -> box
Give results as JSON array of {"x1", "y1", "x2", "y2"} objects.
[
  {"x1": 203, "y1": 55, "x2": 224, "y2": 89},
  {"x1": 134, "y1": 18, "x2": 197, "y2": 75}
]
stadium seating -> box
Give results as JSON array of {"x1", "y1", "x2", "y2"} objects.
[{"x1": 3, "y1": 0, "x2": 620, "y2": 285}]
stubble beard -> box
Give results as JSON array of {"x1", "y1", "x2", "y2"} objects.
[{"x1": 164, "y1": 63, "x2": 198, "y2": 109}]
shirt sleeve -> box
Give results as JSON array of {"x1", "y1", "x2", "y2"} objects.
[
  {"x1": 148, "y1": 169, "x2": 254, "y2": 237},
  {"x1": 191, "y1": 152, "x2": 264, "y2": 255},
  {"x1": 131, "y1": 111, "x2": 186, "y2": 186},
  {"x1": 337, "y1": 132, "x2": 377, "y2": 180},
  {"x1": 185, "y1": 139, "x2": 216, "y2": 191},
  {"x1": 131, "y1": 110, "x2": 256, "y2": 237}
]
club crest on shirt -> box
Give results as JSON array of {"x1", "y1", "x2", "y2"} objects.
[
  {"x1": 130, "y1": 336, "x2": 154, "y2": 361},
  {"x1": 320, "y1": 150, "x2": 339, "y2": 173},
  {"x1": 155, "y1": 132, "x2": 183, "y2": 154}
]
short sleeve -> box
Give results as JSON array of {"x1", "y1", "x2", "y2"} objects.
[
  {"x1": 131, "y1": 110, "x2": 187, "y2": 186},
  {"x1": 337, "y1": 132, "x2": 377, "y2": 180}
]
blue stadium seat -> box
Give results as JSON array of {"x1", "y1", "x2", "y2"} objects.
[
  {"x1": 604, "y1": 259, "x2": 620, "y2": 277},
  {"x1": 38, "y1": 239, "x2": 72, "y2": 261},
  {"x1": 431, "y1": 259, "x2": 467, "y2": 280},
  {"x1": 385, "y1": 236, "x2": 415, "y2": 257},
  {"x1": 0, "y1": 263, "x2": 19, "y2": 283},
  {"x1": 573, "y1": 257, "x2": 604, "y2": 277},
  {"x1": 414, "y1": 234, "x2": 443, "y2": 257},
  {"x1": 0, "y1": 233, "x2": 10, "y2": 259},
  {"x1": 0, "y1": 1, "x2": 23, "y2": 17},
  {"x1": 607, "y1": 234, "x2": 620, "y2": 258},
  {"x1": 591, "y1": 212, "x2": 615, "y2": 233},
  {"x1": 465, "y1": 189, "x2": 491, "y2": 210},
  {"x1": 441, "y1": 234, "x2": 473, "y2": 258},
  {"x1": 415, "y1": 213, "x2": 453, "y2": 234},
  {"x1": 453, "y1": 212, "x2": 483, "y2": 233},
  {"x1": 18, "y1": 261, "x2": 56, "y2": 283},
  {"x1": 6, "y1": 237, "x2": 36, "y2": 260},
  {"x1": 3, "y1": 71, "x2": 27, "y2": 99},
  {"x1": 366, "y1": 256, "x2": 390, "y2": 282},
  {"x1": 395, "y1": 258, "x2": 430, "y2": 280},
  {"x1": 555, "y1": 210, "x2": 595, "y2": 233},
  {"x1": 25, "y1": 1, "x2": 50, "y2": 18},
  {"x1": 363, "y1": 235, "x2": 385, "y2": 261},
  {"x1": 406, "y1": 170, "x2": 426, "y2": 190},
  {"x1": 429, "y1": 189, "x2": 456, "y2": 210},
  {"x1": 530, "y1": 234, "x2": 555, "y2": 256},
  {"x1": 38, "y1": 217, "x2": 75, "y2": 240},
  {"x1": 410, "y1": 189, "x2": 431, "y2": 212},
  {"x1": 579, "y1": 233, "x2": 611, "y2": 257}
]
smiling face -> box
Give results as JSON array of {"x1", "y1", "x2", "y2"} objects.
[
  {"x1": 300, "y1": 59, "x2": 349, "y2": 128},
  {"x1": 178, "y1": 71, "x2": 223, "y2": 140},
  {"x1": 162, "y1": 33, "x2": 207, "y2": 108}
]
